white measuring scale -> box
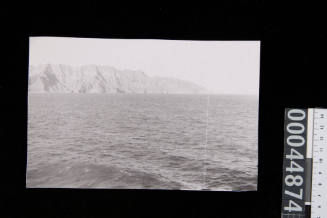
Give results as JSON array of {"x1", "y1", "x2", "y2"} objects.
[{"x1": 310, "y1": 108, "x2": 327, "y2": 218}]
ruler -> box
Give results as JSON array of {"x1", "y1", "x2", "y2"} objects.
[
  {"x1": 311, "y1": 108, "x2": 327, "y2": 218},
  {"x1": 281, "y1": 108, "x2": 327, "y2": 218}
]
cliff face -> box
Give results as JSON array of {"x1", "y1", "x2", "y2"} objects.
[{"x1": 28, "y1": 64, "x2": 207, "y2": 94}]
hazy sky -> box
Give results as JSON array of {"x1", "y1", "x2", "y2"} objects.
[{"x1": 29, "y1": 37, "x2": 260, "y2": 95}]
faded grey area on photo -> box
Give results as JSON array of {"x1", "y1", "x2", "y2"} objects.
[{"x1": 26, "y1": 37, "x2": 260, "y2": 191}]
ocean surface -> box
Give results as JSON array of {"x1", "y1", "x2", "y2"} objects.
[{"x1": 26, "y1": 94, "x2": 258, "y2": 191}]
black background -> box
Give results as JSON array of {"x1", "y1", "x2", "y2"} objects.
[{"x1": 0, "y1": 2, "x2": 326, "y2": 218}]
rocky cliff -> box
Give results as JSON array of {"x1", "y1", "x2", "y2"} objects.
[{"x1": 28, "y1": 64, "x2": 207, "y2": 94}]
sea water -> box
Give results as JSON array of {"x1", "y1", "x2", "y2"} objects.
[{"x1": 26, "y1": 94, "x2": 258, "y2": 191}]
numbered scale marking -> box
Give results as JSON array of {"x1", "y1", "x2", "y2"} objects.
[
  {"x1": 311, "y1": 109, "x2": 327, "y2": 218},
  {"x1": 281, "y1": 108, "x2": 327, "y2": 218}
]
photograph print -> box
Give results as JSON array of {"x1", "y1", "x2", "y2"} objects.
[{"x1": 26, "y1": 37, "x2": 260, "y2": 191}]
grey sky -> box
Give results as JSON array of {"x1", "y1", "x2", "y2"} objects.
[{"x1": 29, "y1": 37, "x2": 260, "y2": 95}]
